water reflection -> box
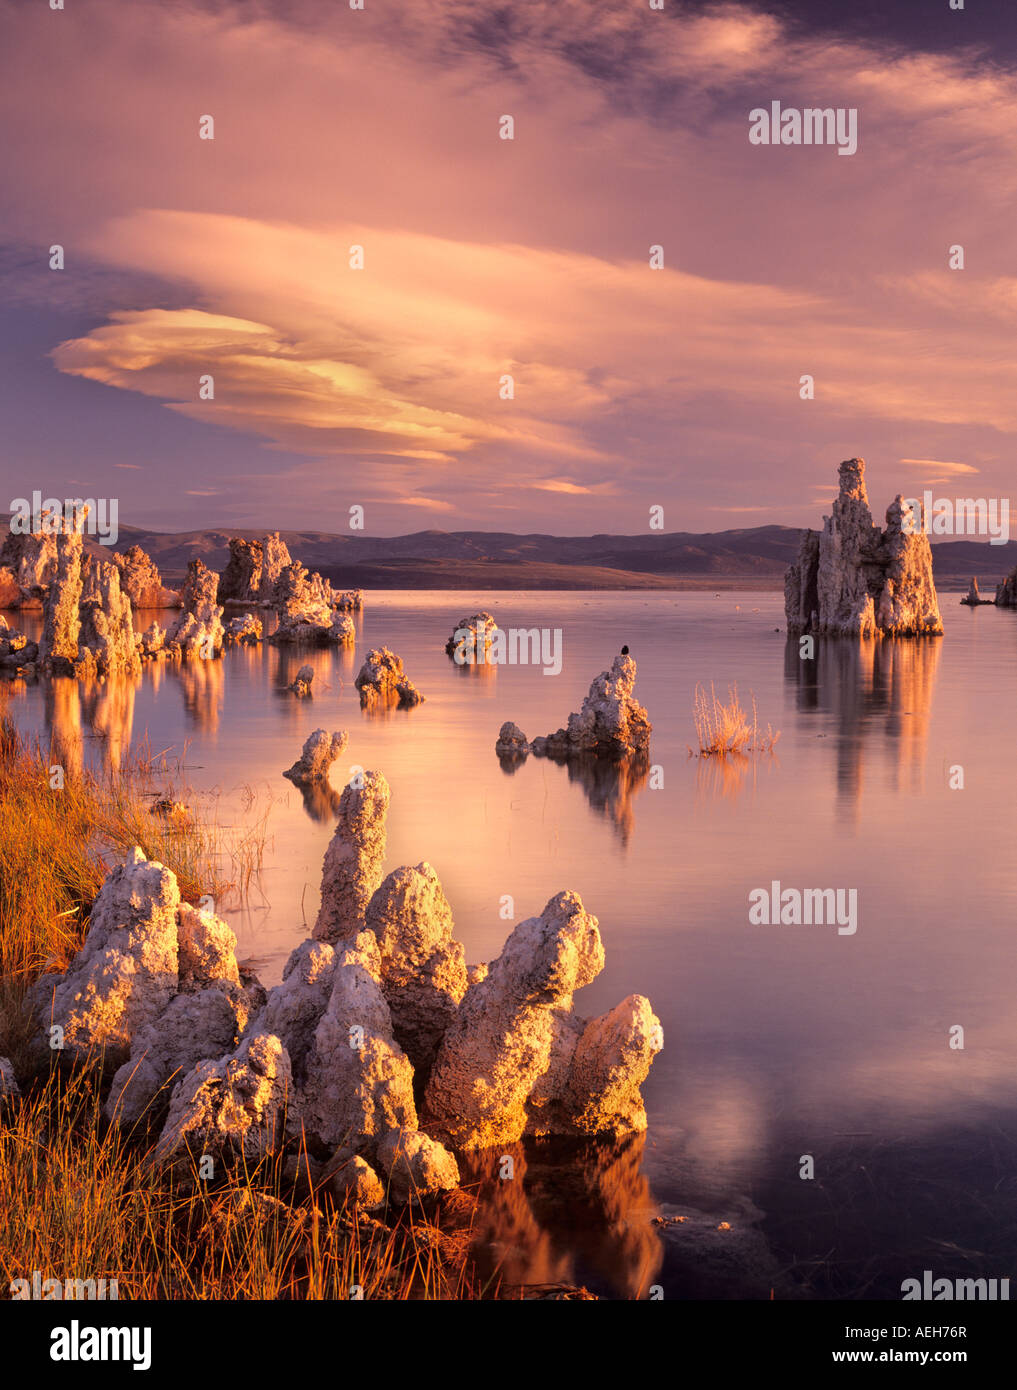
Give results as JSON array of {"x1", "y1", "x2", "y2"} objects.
[
  {"x1": 176, "y1": 657, "x2": 224, "y2": 733},
  {"x1": 692, "y1": 749, "x2": 781, "y2": 803},
  {"x1": 80, "y1": 672, "x2": 140, "y2": 770},
  {"x1": 784, "y1": 637, "x2": 941, "y2": 819},
  {"x1": 44, "y1": 677, "x2": 84, "y2": 780},
  {"x1": 271, "y1": 645, "x2": 340, "y2": 698},
  {"x1": 293, "y1": 779, "x2": 342, "y2": 823},
  {"x1": 461, "y1": 1134, "x2": 663, "y2": 1299},
  {"x1": 498, "y1": 751, "x2": 649, "y2": 845}
]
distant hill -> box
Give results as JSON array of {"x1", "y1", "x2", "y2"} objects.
[{"x1": 1, "y1": 517, "x2": 1013, "y2": 590}]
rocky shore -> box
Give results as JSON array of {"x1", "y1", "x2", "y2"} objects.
[{"x1": 13, "y1": 776, "x2": 661, "y2": 1210}]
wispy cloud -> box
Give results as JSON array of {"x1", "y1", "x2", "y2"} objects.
[{"x1": 2, "y1": 0, "x2": 1017, "y2": 530}]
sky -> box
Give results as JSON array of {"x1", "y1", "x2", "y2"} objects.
[{"x1": 1, "y1": 0, "x2": 1015, "y2": 536}]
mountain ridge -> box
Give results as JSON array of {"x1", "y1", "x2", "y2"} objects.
[{"x1": 1, "y1": 517, "x2": 1012, "y2": 590}]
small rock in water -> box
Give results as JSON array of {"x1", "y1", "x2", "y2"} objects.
[
  {"x1": 495, "y1": 721, "x2": 529, "y2": 756},
  {"x1": 283, "y1": 728, "x2": 348, "y2": 785},
  {"x1": 355, "y1": 648, "x2": 425, "y2": 708},
  {"x1": 529, "y1": 652, "x2": 651, "y2": 759},
  {"x1": 288, "y1": 664, "x2": 314, "y2": 696}
]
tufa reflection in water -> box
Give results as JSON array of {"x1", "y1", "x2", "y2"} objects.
[
  {"x1": 784, "y1": 635, "x2": 942, "y2": 822},
  {"x1": 498, "y1": 749, "x2": 650, "y2": 846},
  {"x1": 457, "y1": 1134, "x2": 663, "y2": 1299}
]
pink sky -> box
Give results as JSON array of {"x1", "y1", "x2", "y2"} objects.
[{"x1": 1, "y1": 0, "x2": 1015, "y2": 534}]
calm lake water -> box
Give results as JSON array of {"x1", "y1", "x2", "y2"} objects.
[{"x1": 6, "y1": 590, "x2": 1017, "y2": 1298}]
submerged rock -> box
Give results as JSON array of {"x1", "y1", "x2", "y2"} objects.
[
  {"x1": 313, "y1": 772, "x2": 390, "y2": 944},
  {"x1": 785, "y1": 459, "x2": 943, "y2": 637},
  {"x1": 283, "y1": 728, "x2": 348, "y2": 785},
  {"x1": 354, "y1": 648, "x2": 424, "y2": 708},
  {"x1": 530, "y1": 653, "x2": 651, "y2": 758}
]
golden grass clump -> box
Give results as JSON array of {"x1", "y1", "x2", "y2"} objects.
[
  {"x1": 691, "y1": 682, "x2": 780, "y2": 757},
  {"x1": 0, "y1": 1067, "x2": 479, "y2": 1300}
]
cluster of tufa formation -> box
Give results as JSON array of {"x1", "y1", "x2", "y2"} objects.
[
  {"x1": 0, "y1": 520, "x2": 176, "y2": 613},
  {"x1": 445, "y1": 612, "x2": 498, "y2": 662},
  {"x1": 33, "y1": 506, "x2": 142, "y2": 676},
  {"x1": 112, "y1": 546, "x2": 178, "y2": 609},
  {"x1": 24, "y1": 848, "x2": 264, "y2": 1109},
  {"x1": 355, "y1": 648, "x2": 425, "y2": 708},
  {"x1": 75, "y1": 557, "x2": 142, "y2": 676},
  {"x1": 223, "y1": 612, "x2": 263, "y2": 644},
  {"x1": 18, "y1": 784, "x2": 661, "y2": 1206},
  {"x1": 163, "y1": 559, "x2": 226, "y2": 659},
  {"x1": 499, "y1": 652, "x2": 651, "y2": 760},
  {"x1": 0, "y1": 524, "x2": 60, "y2": 609},
  {"x1": 217, "y1": 533, "x2": 293, "y2": 606},
  {"x1": 13, "y1": 519, "x2": 237, "y2": 678},
  {"x1": 270, "y1": 561, "x2": 354, "y2": 645},
  {"x1": 785, "y1": 459, "x2": 944, "y2": 637}
]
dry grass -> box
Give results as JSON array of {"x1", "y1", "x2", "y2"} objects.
[
  {"x1": 691, "y1": 682, "x2": 781, "y2": 757},
  {"x1": 0, "y1": 1068, "x2": 479, "y2": 1300},
  {"x1": 0, "y1": 711, "x2": 266, "y2": 1045}
]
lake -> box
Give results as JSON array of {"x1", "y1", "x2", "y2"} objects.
[{"x1": 5, "y1": 590, "x2": 1017, "y2": 1298}]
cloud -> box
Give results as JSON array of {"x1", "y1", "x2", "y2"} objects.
[
  {"x1": 3, "y1": 0, "x2": 1017, "y2": 530},
  {"x1": 899, "y1": 459, "x2": 979, "y2": 476},
  {"x1": 533, "y1": 480, "x2": 594, "y2": 495},
  {"x1": 401, "y1": 497, "x2": 456, "y2": 511}
]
